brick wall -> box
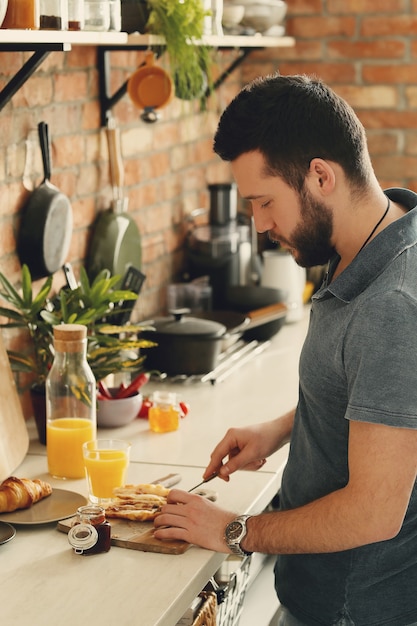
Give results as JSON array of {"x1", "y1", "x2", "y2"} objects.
[
  {"x1": 0, "y1": 1, "x2": 416, "y2": 413},
  {"x1": 244, "y1": 0, "x2": 417, "y2": 190}
]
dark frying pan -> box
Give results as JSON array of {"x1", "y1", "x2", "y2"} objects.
[{"x1": 17, "y1": 122, "x2": 73, "y2": 280}]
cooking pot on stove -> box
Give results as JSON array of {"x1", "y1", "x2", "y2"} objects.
[
  {"x1": 140, "y1": 310, "x2": 239, "y2": 376},
  {"x1": 224, "y1": 285, "x2": 288, "y2": 341}
]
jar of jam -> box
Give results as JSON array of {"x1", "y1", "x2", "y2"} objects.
[
  {"x1": 68, "y1": 0, "x2": 85, "y2": 30},
  {"x1": 39, "y1": 0, "x2": 67, "y2": 29},
  {"x1": 68, "y1": 505, "x2": 111, "y2": 555},
  {"x1": 148, "y1": 391, "x2": 180, "y2": 433}
]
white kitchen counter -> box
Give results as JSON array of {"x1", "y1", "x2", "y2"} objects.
[{"x1": 0, "y1": 310, "x2": 309, "y2": 626}]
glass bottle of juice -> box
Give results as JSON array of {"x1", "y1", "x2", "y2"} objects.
[
  {"x1": 1, "y1": 0, "x2": 40, "y2": 29},
  {"x1": 46, "y1": 324, "x2": 96, "y2": 479},
  {"x1": 148, "y1": 391, "x2": 180, "y2": 433}
]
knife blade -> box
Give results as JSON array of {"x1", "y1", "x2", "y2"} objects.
[{"x1": 188, "y1": 471, "x2": 219, "y2": 492}]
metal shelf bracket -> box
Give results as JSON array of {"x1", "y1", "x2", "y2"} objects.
[
  {"x1": 0, "y1": 43, "x2": 71, "y2": 113},
  {"x1": 98, "y1": 44, "x2": 256, "y2": 126},
  {"x1": 97, "y1": 43, "x2": 151, "y2": 127}
]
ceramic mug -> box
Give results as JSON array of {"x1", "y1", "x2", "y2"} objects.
[
  {"x1": 127, "y1": 51, "x2": 173, "y2": 122},
  {"x1": 261, "y1": 249, "x2": 306, "y2": 323}
]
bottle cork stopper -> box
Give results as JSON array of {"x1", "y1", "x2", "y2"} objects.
[
  {"x1": 53, "y1": 324, "x2": 87, "y2": 352},
  {"x1": 53, "y1": 324, "x2": 87, "y2": 341}
]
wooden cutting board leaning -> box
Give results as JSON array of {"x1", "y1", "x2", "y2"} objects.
[{"x1": 0, "y1": 332, "x2": 29, "y2": 481}]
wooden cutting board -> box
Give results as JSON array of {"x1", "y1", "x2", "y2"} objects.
[
  {"x1": 57, "y1": 516, "x2": 190, "y2": 554},
  {"x1": 0, "y1": 331, "x2": 29, "y2": 482}
]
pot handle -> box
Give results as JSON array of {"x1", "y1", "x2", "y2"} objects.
[
  {"x1": 38, "y1": 121, "x2": 51, "y2": 183},
  {"x1": 169, "y1": 308, "x2": 191, "y2": 321}
]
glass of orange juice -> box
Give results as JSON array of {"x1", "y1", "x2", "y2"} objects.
[{"x1": 83, "y1": 439, "x2": 131, "y2": 504}]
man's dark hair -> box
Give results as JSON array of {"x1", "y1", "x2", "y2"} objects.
[{"x1": 213, "y1": 74, "x2": 370, "y2": 192}]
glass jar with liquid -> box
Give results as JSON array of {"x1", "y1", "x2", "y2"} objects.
[
  {"x1": 68, "y1": 0, "x2": 85, "y2": 30},
  {"x1": 1, "y1": 0, "x2": 40, "y2": 29},
  {"x1": 148, "y1": 391, "x2": 180, "y2": 433},
  {"x1": 39, "y1": 0, "x2": 67, "y2": 29}
]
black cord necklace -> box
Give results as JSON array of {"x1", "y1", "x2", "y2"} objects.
[{"x1": 357, "y1": 196, "x2": 391, "y2": 254}]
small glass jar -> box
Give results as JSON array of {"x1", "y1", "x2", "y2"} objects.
[
  {"x1": 84, "y1": 0, "x2": 110, "y2": 31},
  {"x1": 68, "y1": 505, "x2": 111, "y2": 555},
  {"x1": 68, "y1": 0, "x2": 85, "y2": 30},
  {"x1": 39, "y1": 0, "x2": 67, "y2": 29},
  {"x1": 109, "y1": 0, "x2": 121, "y2": 31},
  {"x1": 148, "y1": 391, "x2": 180, "y2": 434}
]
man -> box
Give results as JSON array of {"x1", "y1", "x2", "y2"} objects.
[{"x1": 154, "y1": 74, "x2": 417, "y2": 625}]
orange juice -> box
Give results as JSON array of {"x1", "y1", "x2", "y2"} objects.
[
  {"x1": 84, "y1": 449, "x2": 129, "y2": 501},
  {"x1": 47, "y1": 417, "x2": 96, "y2": 479}
]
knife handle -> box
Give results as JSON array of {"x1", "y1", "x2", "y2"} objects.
[{"x1": 152, "y1": 473, "x2": 182, "y2": 488}]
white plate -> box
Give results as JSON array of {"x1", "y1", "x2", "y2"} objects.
[
  {"x1": 0, "y1": 489, "x2": 87, "y2": 525},
  {"x1": 0, "y1": 521, "x2": 16, "y2": 544}
]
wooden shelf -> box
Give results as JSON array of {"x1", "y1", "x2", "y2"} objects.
[
  {"x1": 0, "y1": 29, "x2": 294, "y2": 49},
  {"x1": 0, "y1": 29, "x2": 127, "y2": 45},
  {"x1": 126, "y1": 32, "x2": 295, "y2": 49}
]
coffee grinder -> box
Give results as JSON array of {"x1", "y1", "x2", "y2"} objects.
[{"x1": 186, "y1": 183, "x2": 251, "y2": 309}]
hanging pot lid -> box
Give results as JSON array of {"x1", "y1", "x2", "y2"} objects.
[{"x1": 147, "y1": 309, "x2": 226, "y2": 338}]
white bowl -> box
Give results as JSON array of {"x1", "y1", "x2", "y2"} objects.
[
  {"x1": 222, "y1": 4, "x2": 245, "y2": 29},
  {"x1": 0, "y1": 0, "x2": 8, "y2": 27},
  {"x1": 97, "y1": 389, "x2": 143, "y2": 428},
  {"x1": 240, "y1": 0, "x2": 287, "y2": 33}
]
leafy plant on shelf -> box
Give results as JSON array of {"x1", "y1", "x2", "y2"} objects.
[
  {"x1": 0, "y1": 264, "x2": 156, "y2": 389},
  {"x1": 146, "y1": 0, "x2": 212, "y2": 101}
]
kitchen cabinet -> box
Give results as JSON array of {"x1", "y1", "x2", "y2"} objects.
[
  {"x1": 0, "y1": 311, "x2": 309, "y2": 626},
  {"x1": 0, "y1": 30, "x2": 294, "y2": 123}
]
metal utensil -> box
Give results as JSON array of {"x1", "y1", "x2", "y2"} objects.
[
  {"x1": 152, "y1": 473, "x2": 182, "y2": 488},
  {"x1": 188, "y1": 471, "x2": 219, "y2": 492}
]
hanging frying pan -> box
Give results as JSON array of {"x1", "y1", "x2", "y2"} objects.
[
  {"x1": 17, "y1": 121, "x2": 73, "y2": 280},
  {"x1": 86, "y1": 118, "x2": 142, "y2": 283}
]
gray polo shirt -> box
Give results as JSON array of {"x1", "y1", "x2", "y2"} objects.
[{"x1": 275, "y1": 188, "x2": 417, "y2": 625}]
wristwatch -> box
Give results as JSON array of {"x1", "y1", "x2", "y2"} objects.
[{"x1": 224, "y1": 515, "x2": 253, "y2": 557}]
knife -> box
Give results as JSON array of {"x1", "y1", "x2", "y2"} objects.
[
  {"x1": 188, "y1": 471, "x2": 219, "y2": 492},
  {"x1": 152, "y1": 473, "x2": 182, "y2": 488}
]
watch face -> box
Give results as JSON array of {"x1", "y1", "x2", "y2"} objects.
[{"x1": 227, "y1": 520, "x2": 243, "y2": 540}]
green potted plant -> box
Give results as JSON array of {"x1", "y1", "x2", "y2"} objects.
[
  {"x1": 0, "y1": 265, "x2": 155, "y2": 442},
  {"x1": 124, "y1": 0, "x2": 212, "y2": 101}
]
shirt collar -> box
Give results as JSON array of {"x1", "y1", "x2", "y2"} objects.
[{"x1": 313, "y1": 188, "x2": 417, "y2": 304}]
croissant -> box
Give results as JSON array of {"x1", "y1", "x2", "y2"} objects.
[{"x1": 0, "y1": 476, "x2": 52, "y2": 513}]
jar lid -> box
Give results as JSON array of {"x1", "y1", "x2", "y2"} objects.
[
  {"x1": 68, "y1": 523, "x2": 99, "y2": 553},
  {"x1": 152, "y1": 391, "x2": 177, "y2": 406},
  {"x1": 151, "y1": 311, "x2": 226, "y2": 338}
]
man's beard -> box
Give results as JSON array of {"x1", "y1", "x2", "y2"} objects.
[{"x1": 268, "y1": 187, "x2": 336, "y2": 268}]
